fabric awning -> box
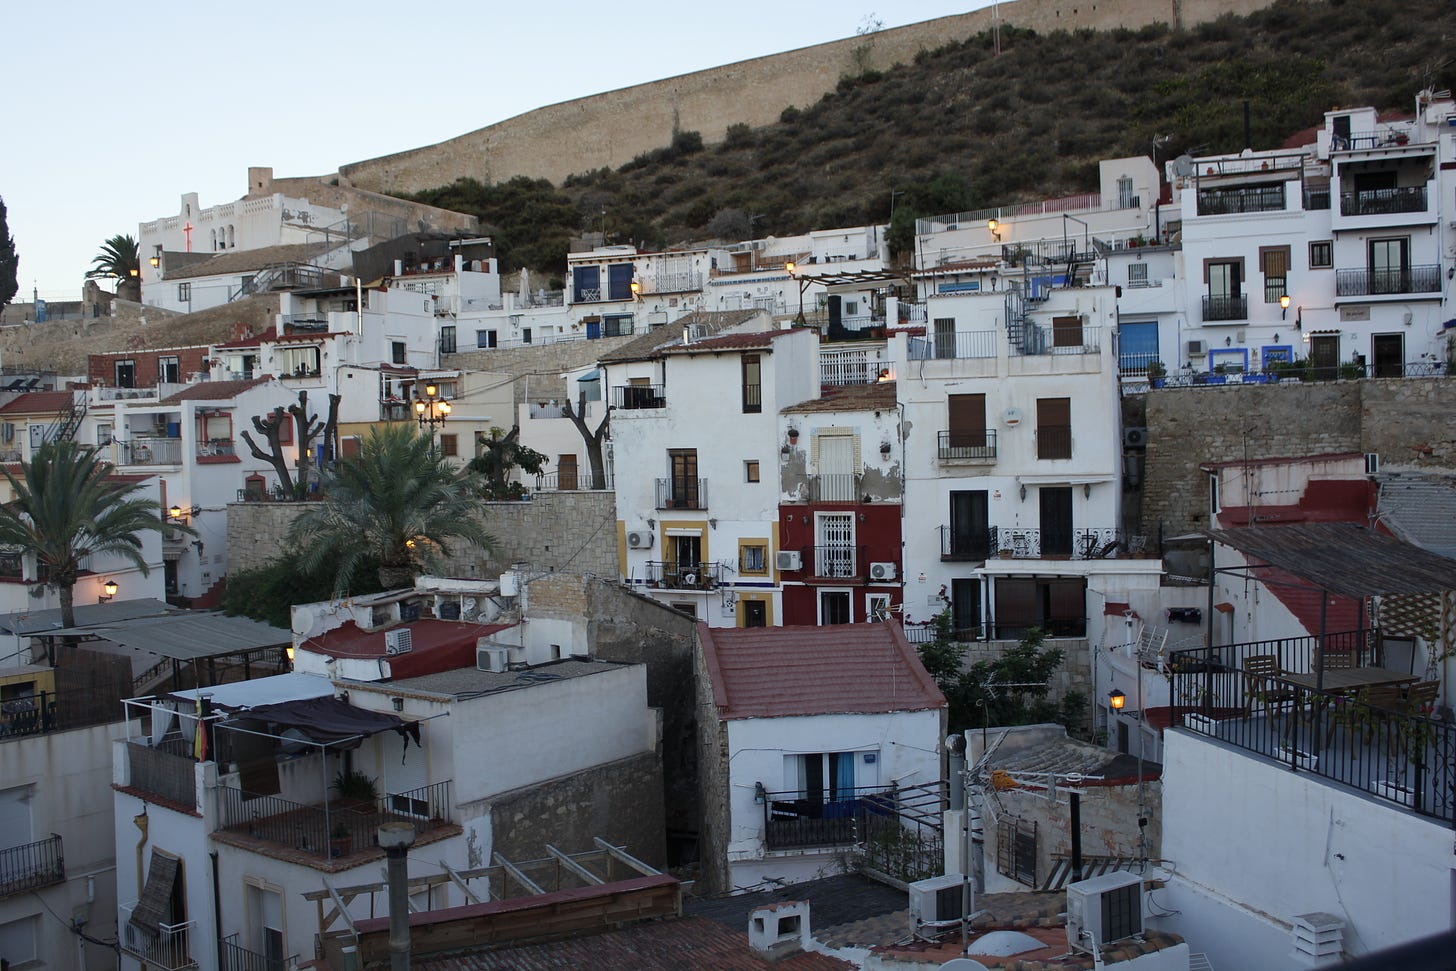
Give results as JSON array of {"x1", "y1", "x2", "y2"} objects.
[{"x1": 238, "y1": 695, "x2": 421, "y2": 748}]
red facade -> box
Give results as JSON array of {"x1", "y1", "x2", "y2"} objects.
[
  {"x1": 778, "y1": 501, "x2": 903, "y2": 626},
  {"x1": 88, "y1": 347, "x2": 212, "y2": 388}
]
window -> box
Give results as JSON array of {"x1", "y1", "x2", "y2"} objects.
[
  {"x1": 114, "y1": 360, "x2": 136, "y2": 388},
  {"x1": 1051, "y1": 314, "x2": 1085, "y2": 347},
  {"x1": 391, "y1": 341, "x2": 407, "y2": 365},
  {"x1": 1309, "y1": 240, "x2": 1333, "y2": 268},
  {"x1": 159, "y1": 356, "x2": 180, "y2": 383},
  {"x1": 178, "y1": 283, "x2": 191, "y2": 301},
  {"x1": 476, "y1": 330, "x2": 497, "y2": 348},
  {"x1": 0, "y1": 915, "x2": 38, "y2": 964},
  {"x1": 1127, "y1": 262, "x2": 1149, "y2": 287},
  {"x1": 607, "y1": 263, "x2": 635, "y2": 301},
  {"x1": 951, "y1": 578, "x2": 980, "y2": 639},
  {"x1": 1117, "y1": 175, "x2": 1136, "y2": 208},
  {"x1": 604, "y1": 314, "x2": 633, "y2": 337},
  {"x1": 933, "y1": 317, "x2": 956, "y2": 358},
  {"x1": 1203, "y1": 257, "x2": 1245, "y2": 320},
  {"x1": 276, "y1": 417, "x2": 293, "y2": 444},
  {"x1": 819, "y1": 590, "x2": 852, "y2": 625},
  {"x1": 522, "y1": 328, "x2": 532, "y2": 344},
  {"x1": 866, "y1": 593, "x2": 891, "y2": 622},
  {"x1": 993, "y1": 576, "x2": 1086, "y2": 639},
  {"x1": 1369, "y1": 237, "x2": 1411, "y2": 293},
  {"x1": 744, "y1": 460, "x2": 760, "y2": 483},
  {"x1": 278, "y1": 346, "x2": 321, "y2": 377},
  {"x1": 739, "y1": 542, "x2": 768, "y2": 575},
  {"x1": 573, "y1": 266, "x2": 601, "y2": 302},
  {"x1": 815, "y1": 512, "x2": 855, "y2": 578},
  {"x1": 742, "y1": 353, "x2": 762, "y2": 413},
  {"x1": 667, "y1": 449, "x2": 699, "y2": 508},
  {"x1": 439, "y1": 434, "x2": 458, "y2": 457},
  {"x1": 946, "y1": 394, "x2": 987, "y2": 456},
  {"x1": 96, "y1": 423, "x2": 113, "y2": 446},
  {"x1": 670, "y1": 602, "x2": 697, "y2": 618},
  {"x1": 741, "y1": 599, "x2": 768, "y2": 627},
  {"x1": 1260, "y1": 246, "x2": 1290, "y2": 303},
  {"x1": 783, "y1": 751, "x2": 871, "y2": 801},
  {"x1": 1036, "y1": 398, "x2": 1072, "y2": 460},
  {"x1": 440, "y1": 326, "x2": 457, "y2": 355},
  {"x1": 948, "y1": 490, "x2": 989, "y2": 559}
]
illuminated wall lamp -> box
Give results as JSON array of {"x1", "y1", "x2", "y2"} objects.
[
  {"x1": 1280, "y1": 294, "x2": 1291, "y2": 319},
  {"x1": 987, "y1": 218, "x2": 1002, "y2": 242},
  {"x1": 99, "y1": 579, "x2": 119, "y2": 603},
  {"x1": 1109, "y1": 688, "x2": 1127, "y2": 711},
  {"x1": 169, "y1": 504, "x2": 200, "y2": 521}
]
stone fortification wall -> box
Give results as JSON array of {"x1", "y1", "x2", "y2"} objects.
[
  {"x1": 227, "y1": 489, "x2": 618, "y2": 579},
  {"x1": 1140, "y1": 377, "x2": 1456, "y2": 539},
  {"x1": 339, "y1": 0, "x2": 1277, "y2": 195}
]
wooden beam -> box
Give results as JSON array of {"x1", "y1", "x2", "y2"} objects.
[
  {"x1": 546, "y1": 844, "x2": 605, "y2": 886},
  {"x1": 380, "y1": 869, "x2": 421, "y2": 911},
  {"x1": 441, "y1": 861, "x2": 484, "y2": 904},
  {"x1": 592, "y1": 837, "x2": 660, "y2": 878},
  {"x1": 324, "y1": 878, "x2": 359, "y2": 935},
  {"x1": 493, "y1": 852, "x2": 544, "y2": 895}
]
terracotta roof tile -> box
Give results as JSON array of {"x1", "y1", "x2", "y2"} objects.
[
  {"x1": 159, "y1": 378, "x2": 270, "y2": 403},
  {"x1": 783, "y1": 382, "x2": 897, "y2": 414},
  {"x1": 597, "y1": 310, "x2": 764, "y2": 364},
  {"x1": 699, "y1": 622, "x2": 945, "y2": 720},
  {"x1": 0, "y1": 391, "x2": 75, "y2": 415},
  {"x1": 662, "y1": 330, "x2": 798, "y2": 355},
  {"x1": 213, "y1": 327, "x2": 276, "y2": 349},
  {"x1": 165, "y1": 243, "x2": 315, "y2": 281}
]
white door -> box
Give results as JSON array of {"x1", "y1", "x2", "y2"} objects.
[{"x1": 384, "y1": 734, "x2": 430, "y2": 816}]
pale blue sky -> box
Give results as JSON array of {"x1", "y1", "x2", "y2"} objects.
[{"x1": 3, "y1": 1, "x2": 994, "y2": 300}]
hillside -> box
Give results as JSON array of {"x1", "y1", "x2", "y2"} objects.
[{"x1": 408, "y1": 0, "x2": 1456, "y2": 274}]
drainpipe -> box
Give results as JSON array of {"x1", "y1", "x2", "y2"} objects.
[
  {"x1": 132, "y1": 809, "x2": 149, "y2": 900},
  {"x1": 211, "y1": 851, "x2": 224, "y2": 971}
]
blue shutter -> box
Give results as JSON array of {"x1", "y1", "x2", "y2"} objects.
[
  {"x1": 1118, "y1": 320, "x2": 1159, "y2": 371},
  {"x1": 573, "y1": 267, "x2": 600, "y2": 302},
  {"x1": 607, "y1": 264, "x2": 635, "y2": 301}
]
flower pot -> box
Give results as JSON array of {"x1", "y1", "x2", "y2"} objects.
[
  {"x1": 1277, "y1": 744, "x2": 1317, "y2": 770},
  {"x1": 1371, "y1": 779, "x2": 1416, "y2": 806}
]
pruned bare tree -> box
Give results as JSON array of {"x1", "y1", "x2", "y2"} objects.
[
  {"x1": 240, "y1": 390, "x2": 341, "y2": 500},
  {"x1": 562, "y1": 395, "x2": 612, "y2": 490}
]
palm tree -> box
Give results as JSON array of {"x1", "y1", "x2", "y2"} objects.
[
  {"x1": 290, "y1": 423, "x2": 496, "y2": 593},
  {"x1": 0, "y1": 441, "x2": 175, "y2": 655},
  {"x1": 86, "y1": 233, "x2": 141, "y2": 302}
]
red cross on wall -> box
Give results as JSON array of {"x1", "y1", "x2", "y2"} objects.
[{"x1": 183, "y1": 221, "x2": 194, "y2": 252}]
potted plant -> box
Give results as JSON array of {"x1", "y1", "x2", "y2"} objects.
[
  {"x1": 329, "y1": 821, "x2": 353, "y2": 858},
  {"x1": 332, "y1": 768, "x2": 378, "y2": 805},
  {"x1": 1145, "y1": 360, "x2": 1166, "y2": 388}
]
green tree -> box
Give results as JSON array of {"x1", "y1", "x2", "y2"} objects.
[
  {"x1": 467, "y1": 425, "x2": 549, "y2": 498},
  {"x1": 86, "y1": 233, "x2": 141, "y2": 302},
  {"x1": 0, "y1": 196, "x2": 17, "y2": 310},
  {"x1": 222, "y1": 556, "x2": 383, "y2": 629},
  {"x1": 289, "y1": 423, "x2": 496, "y2": 593},
  {"x1": 0, "y1": 441, "x2": 178, "y2": 654}
]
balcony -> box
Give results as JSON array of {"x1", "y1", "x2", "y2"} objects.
[
  {"x1": 1168, "y1": 634, "x2": 1455, "y2": 823},
  {"x1": 638, "y1": 271, "x2": 702, "y2": 294},
  {"x1": 908, "y1": 331, "x2": 998, "y2": 361},
  {"x1": 0, "y1": 834, "x2": 64, "y2": 897},
  {"x1": 805, "y1": 544, "x2": 864, "y2": 580},
  {"x1": 643, "y1": 561, "x2": 723, "y2": 591},
  {"x1": 380, "y1": 400, "x2": 410, "y2": 422},
  {"x1": 655, "y1": 478, "x2": 707, "y2": 510},
  {"x1": 1196, "y1": 185, "x2": 1286, "y2": 215},
  {"x1": 937, "y1": 429, "x2": 997, "y2": 462},
  {"x1": 197, "y1": 439, "x2": 237, "y2": 461},
  {"x1": 1334, "y1": 265, "x2": 1441, "y2": 298},
  {"x1": 990, "y1": 526, "x2": 1124, "y2": 559},
  {"x1": 120, "y1": 902, "x2": 198, "y2": 971},
  {"x1": 222, "y1": 934, "x2": 300, "y2": 971},
  {"x1": 118, "y1": 437, "x2": 183, "y2": 466},
  {"x1": 820, "y1": 348, "x2": 892, "y2": 387},
  {"x1": 940, "y1": 526, "x2": 992, "y2": 562},
  {"x1": 1340, "y1": 186, "x2": 1428, "y2": 217},
  {"x1": 216, "y1": 780, "x2": 454, "y2": 864},
  {"x1": 612, "y1": 385, "x2": 666, "y2": 410},
  {"x1": 125, "y1": 738, "x2": 198, "y2": 808},
  {"x1": 807, "y1": 473, "x2": 862, "y2": 503},
  {"x1": 764, "y1": 785, "x2": 892, "y2": 851},
  {"x1": 1201, "y1": 294, "x2": 1248, "y2": 322}
]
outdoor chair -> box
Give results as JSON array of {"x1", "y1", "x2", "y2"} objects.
[
  {"x1": 1403, "y1": 681, "x2": 1440, "y2": 717},
  {"x1": 1243, "y1": 655, "x2": 1297, "y2": 718},
  {"x1": 1316, "y1": 648, "x2": 1356, "y2": 671}
]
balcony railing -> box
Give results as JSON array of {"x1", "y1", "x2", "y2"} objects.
[
  {"x1": 638, "y1": 271, "x2": 702, "y2": 294},
  {"x1": 820, "y1": 349, "x2": 892, "y2": 387},
  {"x1": 120, "y1": 902, "x2": 198, "y2": 971},
  {"x1": 197, "y1": 439, "x2": 236, "y2": 459},
  {"x1": 808, "y1": 473, "x2": 862, "y2": 502},
  {"x1": 938, "y1": 429, "x2": 997, "y2": 461},
  {"x1": 764, "y1": 785, "x2": 893, "y2": 851},
  {"x1": 613, "y1": 385, "x2": 666, "y2": 410},
  {"x1": 805, "y1": 544, "x2": 864, "y2": 579},
  {"x1": 908, "y1": 331, "x2": 998, "y2": 361},
  {"x1": 0, "y1": 834, "x2": 64, "y2": 897},
  {"x1": 222, "y1": 934, "x2": 299, "y2": 971},
  {"x1": 940, "y1": 526, "x2": 992, "y2": 562},
  {"x1": 655, "y1": 477, "x2": 707, "y2": 510},
  {"x1": 1303, "y1": 188, "x2": 1331, "y2": 211},
  {"x1": 1334, "y1": 265, "x2": 1441, "y2": 297},
  {"x1": 1036, "y1": 426, "x2": 1072, "y2": 460},
  {"x1": 1168, "y1": 637, "x2": 1456, "y2": 823},
  {"x1": 1197, "y1": 185, "x2": 1286, "y2": 215},
  {"x1": 1340, "y1": 186, "x2": 1428, "y2": 216},
  {"x1": 643, "y1": 560, "x2": 723, "y2": 591},
  {"x1": 118, "y1": 437, "x2": 183, "y2": 466},
  {"x1": 1202, "y1": 294, "x2": 1248, "y2": 321},
  {"x1": 125, "y1": 738, "x2": 198, "y2": 807},
  {"x1": 743, "y1": 383, "x2": 762, "y2": 412},
  {"x1": 990, "y1": 526, "x2": 1124, "y2": 560},
  {"x1": 217, "y1": 780, "x2": 453, "y2": 862}
]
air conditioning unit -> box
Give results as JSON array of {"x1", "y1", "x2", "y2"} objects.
[
  {"x1": 869, "y1": 562, "x2": 897, "y2": 581},
  {"x1": 626, "y1": 529, "x2": 653, "y2": 549},
  {"x1": 775, "y1": 550, "x2": 802, "y2": 571},
  {"x1": 1066, "y1": 871, "x2": 1144, "y2": 955},
  {"x1": 384, "y1": 628, "x2": 413, "y2": 656},
  {"x1": 476, "y1": 646, "x2": 508, "y2": 673},
  {"x1": 1123, "y1": 427, "x2": 1149, "y2": 449},
  {"x1": 1364, "y1": 452, "x2": 1380, "y2": 475},
  {"x1": 1187, "y1": 339, "x2": 1207, "y2": 357},
  {"x1": 908, "y1": 874, "x2": 971, "y2": 938}
]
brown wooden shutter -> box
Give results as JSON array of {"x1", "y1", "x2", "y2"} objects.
[{"x1": 948, "y1": 394, "x2": 987, "y2": 448}]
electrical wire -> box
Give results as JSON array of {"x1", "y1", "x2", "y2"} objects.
[{"x1": 29, "y1": 889, "x2": 119, "y2": 951}]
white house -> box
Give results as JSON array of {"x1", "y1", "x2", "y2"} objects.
[{"x1": 694, "y1": 621, "x2": 946, "y2": 894}]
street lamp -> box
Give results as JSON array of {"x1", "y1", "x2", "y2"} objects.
[
  {"x1": 99, "y1": 579, "x2": 119, "y2": 603},
  {"x1": 1280, "y1": 293, "x2": 1291, "y2": 319},
  {"x1": 987, "y1": 218, "x2": 1002, "y2": 242},
  {"x1": 1108, "y1": 689, "x2": 1126, "y2": 711},
  {"x1": 786, "y1": 261, "x2": 807, "y2": 326},
  {"x1": 414, "y1": 382, "x2": 452, "y2": 431}
]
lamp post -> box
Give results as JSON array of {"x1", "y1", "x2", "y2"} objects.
[
  {"x1": 786, "y1": 261, "x2": 807, "y2": 326},
  {"x1": 1280, "y1": 293, "x2": 1291, "y2": 319},
  {"x1": 1109, "y1": 681, "x2": 1148, "y2": 867},
  {"x1": 413, "y1": 382, "x2": 452, "y2": 433}
]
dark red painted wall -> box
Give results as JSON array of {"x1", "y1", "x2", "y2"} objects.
[{"x1": 779, "y1": 501, "x2": 902, "y2": 626}]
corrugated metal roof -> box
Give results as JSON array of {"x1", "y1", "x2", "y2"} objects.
[
  {"x1": 0, "y1": 597, "x2": 178, "y2": 635},
  {"x1": 1207, "y1": 522, "x2": 1456, "y2": 597},
  {"x1": 1377, "y1": 471, "x2": 1456, "y2": 562},
  {"x1": 48, "y1": 610, "x2": 291, "y2": 660}
]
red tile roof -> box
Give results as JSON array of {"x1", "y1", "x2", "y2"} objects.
[
  {"x1": 300, "y1": 619, "x2": 516, "y2": 679},
  {"x1": 0, "y1": 391, "x2": 75, "y2": 415},
  {"x1": 783, "y1": 382, "x2": 897, "y2": 414},
  {"x1": 662, "y1": 330, "x2": 794, "y2": 355},
  {"x1": 160, "y1": 378, "x2": 270, "y2": 403},
  {"x1": 699, "y1": 622, "x2": 944, "y2": 720},
  {"x1": 213, "y1": 327, "x2": 276, "y2": 349}
]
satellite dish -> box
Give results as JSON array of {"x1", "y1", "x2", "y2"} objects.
[
  {"x1": 1170, "y1": 154, "x2": 1196, "y2": 178},
  {"x1": 1003, "y1": 407, "x2": 1023, "y2": 426},
  {"x1": 939, "y1": 960, "x2": 991, "y2": 971}
]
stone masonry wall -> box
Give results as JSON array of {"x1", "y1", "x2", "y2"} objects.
[
  {"x1": 693, "y1": 631, "x2": 732, "y2": 895},
  {"x1": 227, "y1": 490, "x2": 618, "y2": 579},
  {"x1": 339, "y1": 0, "x2": 1276, "y2": 195}
]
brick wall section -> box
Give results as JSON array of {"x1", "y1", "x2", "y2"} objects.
[
  {"x1": 227, "y1": 491, "x2": 619, "y2": 579},
  {"x1": 1139, "y1": 378, "x2": 1456, "y2": 540},
  {"x1": 338, "y1": 0, "x2": 1274, "y2": 195},
  {"x1": 482, "y1": 750, "x2": 667, "y2": 869},
  {"x1": 88, "y1": 346, "x2": 211, "y2": 386},
  {"x1": 445, "y1": 334, "x2": 639, "y2": 406}
]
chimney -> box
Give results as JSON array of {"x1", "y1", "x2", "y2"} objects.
[{"x1": 748, "y1": 901, "x2": 810, "y2": 960}]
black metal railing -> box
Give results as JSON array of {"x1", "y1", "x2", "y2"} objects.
[
  {"x1": 808, "y1": 473, "x2": 862, "y2": 502},
  {"x1": 222, "y1": 934, "x2": 299, "y2": 971},
  {"x1": 938, "y1": 429, "x2": 997, "y2": 461},
  {"x1": 1197, "y1": 185, "x2": 1286, "y2": 215},
  {"x1": 643, "y1": 561, "x2": 723, "y2": 591},
  {"x1": 1150, "y1": 360, "x2": 1449, "y2": 387},
  {"x1": 1202, "y1": 294, "x2": 1248, "y2": 321},
  {"x1": 217, "y1": 780, "x2": 452, "y2": 861},
  {"x1": 764, "y1": 785, "x2": 894, "y2": 850},
  {"x1": 1335, "y1": 265, "x2": 1441, "y2": 297},
  {"x1": 0, "y1": 834, "x2": 64, "y2": 896},
  {"x1": 806, "y1": 544, "x2": 864, "y2": 579},
  {"x1": 613, "y1": 385, "x2": 666, "y2": 410},
  {"x1": 1303, "y1": 188, "x2": 1331, "y2": 211},
  {"x1": 126, "y1": 738, "x2": 198, "y2": 807},
  {"x1": 654, "y1": 477, "x2": 708, "y2": 510},
  {"x1": 743, "y1": 383, "x2": 762, "y2": 413},
  {"x1": 1168, "y1": 641, "x2": 1455, "y2": 824},
  {"x1": 1340, "y1": 186, "x2": 1428, "y2": 216},
  {"x1": 1000, "y1": 239, "x2": 1099, "y2": 266},
  {"x1": 987, "y1": 526, "x2": 1123, "y2": 560},
  {"x1": 940, "y1": 526, "x2": 991, "y2": 561},
  {"x1": 1037, "y1": 425, "x2": 1072, "y2": 460},
  {"x1": 908, "y1": 331, "x2": 999, "y2": 361}
]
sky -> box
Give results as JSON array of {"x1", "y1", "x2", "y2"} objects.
[{"x1": 3, "y1": 1, "x2": 995, "y2": 302}]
